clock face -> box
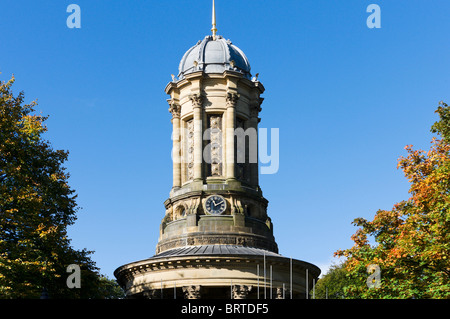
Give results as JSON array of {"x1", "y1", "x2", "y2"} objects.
[{"x1": 205, "y1": 195, "x2": 226, "y2": 215}]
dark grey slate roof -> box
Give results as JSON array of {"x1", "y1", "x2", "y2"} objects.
[
  {"x1": 154, "y1": 245, "x2": 281, "y2": 258},
  {"x1": 178, "y1": 35, "x2": 252, "y2": 80}
]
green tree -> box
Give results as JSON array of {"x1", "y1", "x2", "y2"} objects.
[
  {"x1": 314, "y1": 262, "x2": 353, "y2": 299},
  {"x1": 96, "y1": 276, "x2": 126, "y2": 299},
  {"x1": 335, "y1": 101, "x2": 450, "y2": 299},
  {"x1": 0, "y1": 75, "x2": 114, "y2": 298}
]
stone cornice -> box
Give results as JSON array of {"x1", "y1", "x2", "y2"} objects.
[
  {"x1": 165, "y1": 188, "x2": 268, "y2": 208},
  {"x1": 165, "y1": 71, "x2": 265, "y2": 96}
]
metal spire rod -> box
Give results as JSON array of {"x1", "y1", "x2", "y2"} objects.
[{"x1": 212, "y1": 0, "x2": 218, "y2": 40}]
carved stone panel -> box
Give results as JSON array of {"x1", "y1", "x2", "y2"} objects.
[
  {"x1": 235, "y1": 117, "x2": 245, "y2": 182},
  {"x1": 207, "y1": 115, "x2": 222, "y2": 177},
  {"x1": 186, "y1": 119, "x2": 194, "y2": 181}
]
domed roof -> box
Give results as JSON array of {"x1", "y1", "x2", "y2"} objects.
[{"x1": 178, "y1": 35, "x2": 252, "y2": 80}]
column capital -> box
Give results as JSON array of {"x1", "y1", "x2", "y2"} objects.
[
  {"x1": 168, "y1": 99, "x2": 181, "y2": 118},
  {"x1": 189, "y1": 93, "x2": 204, "y2": 108},
  {"x1": 226, "y1": 92, "x2": 240, "y2": 108}
]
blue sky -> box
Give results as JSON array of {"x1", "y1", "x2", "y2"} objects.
[{"x1": 1, "y1": 0, "x2": 450, "y2": 279}]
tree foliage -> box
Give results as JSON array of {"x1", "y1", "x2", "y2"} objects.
[
  {"x1": 0, "y1": 75, "x2": 123, "y2": 298},
  {"x1": 314, "y1": 262, "x2": 353, "y2": 299},
  {"x1": 335, "y1": 102, "x2": 450, "y2": 299}
]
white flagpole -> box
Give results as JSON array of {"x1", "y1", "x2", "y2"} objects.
[
  {"x1": 231, "y1": 280, "x2": 233, "y2": 299},
  {"x1": 306, "y1": 269, "x2": 309, "y2": 299},
  {"x1": 290, "y1": 257, "x2": 292, "y2": 299},
  {"x1": 270, "y1": 265, "x2": 272, "y2": 299},
  {"x1": 312, "y1": 278, "x2": 315, "y2": 299},
  {"x1": 264, "y1": 251, "x2": 266, "y2": 299},
  {"x1": 257, "y1": 264, "x2": 260, "y2": 299}
]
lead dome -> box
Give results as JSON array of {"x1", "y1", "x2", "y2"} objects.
[{"x1": 178, "y1": 35, "x2": 252, "y2": 80}]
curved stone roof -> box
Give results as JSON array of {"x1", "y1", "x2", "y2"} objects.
[{"x1": 178, "y1": 35, "x2": 251, "y2": 80}]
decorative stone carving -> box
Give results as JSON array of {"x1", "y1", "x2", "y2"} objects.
[
  {"x1": 235, "y1": 118, "x2": 245, "y2": 181},
  {"x1": 161, "y1": 210, "x2": 172, "y2": 230},
  {"x1": 226, "y1": 92, "x2": 239, "y2": 108},
  {"x1": 189, "y1": 93, "x2": 203, "y2": 108},
  {"x1": 186, "y1": 119, "x2": 194, "y2": 181},
  {"x1": 185, "y1": 197, "x2": 200, "y2": 215},
  {"x1": 230, "y1": 196, "x2": 244, "y2": 215},
  {"x1": 174, "y1": 204, "x2": 186, "y2": 220},
  {"x1": 182, "y1": 285, "x2": 201, "y2": 299},
  {"x1": 236, "y1": 237, "x2": 246, "y2": 246},
  {"x1": 168, "y1": 100, "x2": 181, "y2": 118},
  {"x1": 232, "y1": 285, "x2": 252, "y2": 299},
  {"x1": 275, "y1": 287, "x2": 285, "y2": 299},
  {"x1": 209, "y1": 115, "x2": 222, "y2": 176},
  {"x1": 157, "y1": 234, "x2": 278, "y2": 254}
]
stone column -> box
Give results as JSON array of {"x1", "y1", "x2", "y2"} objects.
[
  {"x1": 182, "y1": 285, "x2": 201, "y2": 299},
  {"x1": 225, "y1": 92, "x2": 239, "y2": 180},
  {"x1": 190, "y1": 94, "x2": 203, "y2": 182},
  {"x1": 249, "y1": 99, "x2": 262, "y2": 187},
  {"x1": 169, "y1": 101, "x2": 181, "y2": 189}
]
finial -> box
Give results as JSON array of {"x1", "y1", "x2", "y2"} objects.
[{"x1": 211, "y1": 0, "x2": 217, "y2": 40}]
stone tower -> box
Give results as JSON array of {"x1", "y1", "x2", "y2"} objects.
[{"x1": 114, "y1": 2, "x2": 320, "y2": 299}]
